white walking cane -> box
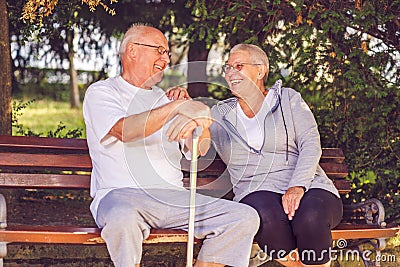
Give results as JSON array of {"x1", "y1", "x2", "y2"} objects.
[{"x1": 186, "y1": 126, "x2": 202, "y2": 267}]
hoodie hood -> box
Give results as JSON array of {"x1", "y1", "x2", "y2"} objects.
[{"x1": 216, "y1": 79, "x2": 283, "y2": 117}]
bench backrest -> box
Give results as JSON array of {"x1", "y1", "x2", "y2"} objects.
[{"x1": 0, "y1": 135, "x2": 350, "y2": 195}]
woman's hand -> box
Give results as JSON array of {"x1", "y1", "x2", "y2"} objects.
[
  {"x1": 282, "y1": 186, "x2": 305, "y2": 220},
  {"x1": 166, "y1": 86, "x2": 191, "y2": 101}
]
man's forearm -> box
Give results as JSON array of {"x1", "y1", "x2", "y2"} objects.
[{"x1": 109, "y1": 100, "x2": 184, "y2": 142}]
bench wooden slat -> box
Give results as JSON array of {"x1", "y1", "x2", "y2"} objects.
[
  {"x1": 333, "y1": 179, "x2": 351, "y2": 194},
  {"x1": 0, "y1": 173, "x2": 351, "y2": 195},
  {"x1": 0, "y1": 135, "x2": 344, "y2": 162},
  {"x1": 0, "y1": 173, "x2": 229, "y2": 191},
  {"x1": 0, "y1": 154, "x2": 347, "y2": 179},
  {"x1": 331, "y1": 225, "x2": 400, "y2": 240},
  {"x1": 182, "y1": 159, "x2": 347, "y2": 179},
  {"x1": 319, "y1": 148, "x2": 345, "y2": 163},
  {"x1": 0, "y1": 226, "x2": 189, "y2": 244},
  {"x1": 0, "y1": 135, "x2": 88, "y2": 153},
  {"x1": 0, "y1": 173, "x2": 91, "y2": 189},
  {"x1": 0, "y1": 153, "x2": 92, "y2": 170},
  {"x1": 1, "y1": 225, "x2": 398, "y2": 245}
]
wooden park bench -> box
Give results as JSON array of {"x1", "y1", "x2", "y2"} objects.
[{"x1": 0, "y1": 135, "x2": 398, "y2": 267}]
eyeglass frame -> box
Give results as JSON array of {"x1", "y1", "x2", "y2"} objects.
[
  {"x1": 132, "y1": 42, "x2": 172, "y2": 58},
  {"x1": 222, "y1": 62, "x2": 264, "y2": 74}
]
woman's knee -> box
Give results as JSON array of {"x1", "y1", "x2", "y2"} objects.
[
  {"x1": 295, "y1": 189, "x2": 342, "y2": 228},
  {"x1": 240, "y1": 191, "x2": 286, "y2": 228},
  {"x1": 256, "y1": 205, "x2": 288, "y2": 231},
  {"x1": 294, "y1": 207, "x2": 322, "y2": 226}
]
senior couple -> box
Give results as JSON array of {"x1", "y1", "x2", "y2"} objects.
[{"x1": 83, "y1": 24, "x2": 342, "y2": 267}]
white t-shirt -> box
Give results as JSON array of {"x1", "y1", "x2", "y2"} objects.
[
  {"x1": 236, "y1": 91, "x2": 274, "y2": 150},
  {"x1": 83, "y1": 76, "x2": 184, "y2": 221}
]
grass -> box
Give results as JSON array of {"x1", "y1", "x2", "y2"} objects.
[{"x1": 13, "y1": 98, "x2": 86, "y2": 138}]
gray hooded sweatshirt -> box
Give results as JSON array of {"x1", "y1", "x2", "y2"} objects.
[{"x1": 210, "y1": 80, "x2": 340, "y2": 202}]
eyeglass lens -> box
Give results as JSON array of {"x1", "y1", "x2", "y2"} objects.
[
  {"x1": 223, "y1": 63, "x2": 243, "y2": 73},
  {"x1": 133, "y1": 42, "x2": 171, "y2": 57},
  {"x1": 157, "y1": 47, "x2": 172, "y2": 57}
]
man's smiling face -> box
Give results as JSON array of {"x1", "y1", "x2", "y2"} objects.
[{"x1": 133, "y1": 28, "x2": 171, "y2": 88}]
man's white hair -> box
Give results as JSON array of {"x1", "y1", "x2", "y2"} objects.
[{"x1": 119, "y1": 23, "x2": 152, "y2": 58}]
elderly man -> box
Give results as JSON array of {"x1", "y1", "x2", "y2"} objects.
[{"x1": 83, "y1": 24, "x2": 259, "y2": 267}]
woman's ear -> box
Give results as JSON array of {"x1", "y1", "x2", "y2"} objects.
[{"x1": 257, "y1": 65, "x2": 267, "y2": 80}]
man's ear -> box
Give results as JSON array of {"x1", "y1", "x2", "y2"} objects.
[{"x1": 126, "y1": 43, "x2": 137, "y2": 61}]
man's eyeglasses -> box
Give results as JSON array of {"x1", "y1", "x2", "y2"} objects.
[
  {"x1": 222, "y1": 62, "x2": 263, "y2": 74},
  {"x1": 133, "y1": 42, "x2": 172, "y2": 58}
]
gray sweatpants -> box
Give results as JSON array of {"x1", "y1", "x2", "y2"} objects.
[{"x1": 96, "y1": 188, "x2": 259, "y2": 267}]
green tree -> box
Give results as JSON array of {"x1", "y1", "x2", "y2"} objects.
[
  {"x1": 76, "y1": 0, "x2": 213, "y2": 97},
  {"x1": 15, "y1": 0, "x2": 215, "y2": 97},
  {"x1": 8, "y1": 0, "x2": 117, "y2": 108},
  {"x1": 0, "y1": 0, "x2": 12, "y2": 135}
]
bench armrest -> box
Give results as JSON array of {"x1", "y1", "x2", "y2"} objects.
[
  {"x1": 343, "y1": 198, "x2": 386, "y2": 227},
  {"x1": 0, "y1": 194, "x2": 6, "y2": 229}
]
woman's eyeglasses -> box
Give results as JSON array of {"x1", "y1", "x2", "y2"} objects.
[
  {"x1": 133, "y1": 42, "x2": 172, "y2": 58},
  {"x1": 222, "y1": 62, "x2": 263, "y2": 74}
]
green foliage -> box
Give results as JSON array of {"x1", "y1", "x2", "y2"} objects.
[
  {"x1": 282, "y1": 2, "x2": 400, "y2": 223},
  {"x1": 12, "y1": 99, "x2": 83, "y2": 138}
]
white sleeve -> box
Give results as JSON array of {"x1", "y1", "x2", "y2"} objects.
[{"x1": 83, "y1": 85, "x2": 125, "y2": 145}]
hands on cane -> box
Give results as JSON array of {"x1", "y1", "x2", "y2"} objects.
[{"x1": 165, "y1": 87, "x2": 212, "y2": 156}]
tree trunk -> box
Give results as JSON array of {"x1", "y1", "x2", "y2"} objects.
[
  {"x1": 0, "y1": 0, "x2": 12, "y2": 135},
  {"x1": 187, "y1": 40, "x2": 210, "y2": 98},
  {"x1": 67, "y1": 29, "x2": 80, "y2": 109}
]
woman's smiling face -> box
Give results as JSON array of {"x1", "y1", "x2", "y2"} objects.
[{"x1": 224, "y1": 50, "x2": 262, "y2": 98}]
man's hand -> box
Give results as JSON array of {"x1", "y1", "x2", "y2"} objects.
[
  {"x1": 176, "y1": 100, "x2": 213, "y2": 131},
  {"x1": 165, "y1": 115, "x2": 198, "y2": 142},
  {"x1": 165, "y1": 114, "x2": 211, "y2": 156},
  {"x1": 166, "y1": 99, "x2": 213, "y2": 141},
  {"x1": 165, "y1": 100, "x2": 213, "y2": 156},
  {"x1": 282, "y1": 186, "x2": 305, "y2": 220},
  {"x1": 166, "y1": 86, "x2": 191, "y2": 100}
]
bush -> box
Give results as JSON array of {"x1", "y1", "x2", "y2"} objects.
[{"x1": 12, "y1": 99, "x2": 83, "y2": 138}]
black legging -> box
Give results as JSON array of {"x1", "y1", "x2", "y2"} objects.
[{"x1": 240, "y1": 189, "x2": 343, "y2": 265}]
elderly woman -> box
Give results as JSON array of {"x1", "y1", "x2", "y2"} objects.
[{"x1": 210, "y1": 44, "x2": 343, "y2": 267}]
